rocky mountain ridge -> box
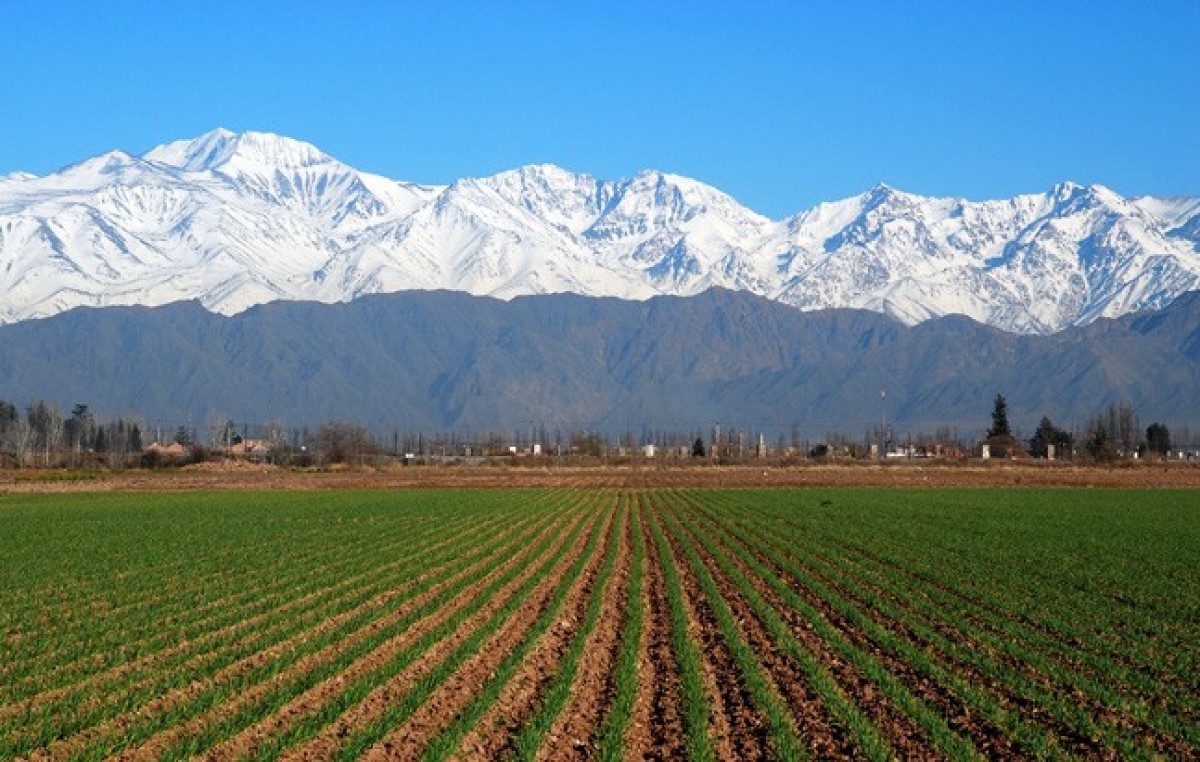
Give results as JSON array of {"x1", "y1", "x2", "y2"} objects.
[
  {"x1": 2, "y1": 129, "x2": 1198, "y2": 333},
  {"x1": 0, "y1": 289, "x2": 1197, "y2": 435}
]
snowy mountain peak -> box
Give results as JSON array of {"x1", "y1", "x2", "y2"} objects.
[
  {"x1": 1045, "y1": 181, "x2": 1132, "y2": 218},
  {"x1": 1051, "y1": 180, "x2": 1083, "y2": 199},
  {"x1": 494, "y1": 163, "x2": 590, "y2": 184},
  {"x1": 481, "y1": 163, "x2": 604, "y2": 204},
  {"x1": 142, "y1": 127, "x2": 238, "y2": 171},
  {"x1": 144, "y1": 128, "x2": 333, "y2": 174},
  {"x1": 857, "y1": 182, "x2": 910, "y2": 211},
  {"x1": 64, "y1": 149, "x2": 141, "y2": 175},
  {"x1": 1, "y1": 130, "x2": 1198, "y2": 333}
]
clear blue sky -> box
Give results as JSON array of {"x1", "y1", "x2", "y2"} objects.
[{"x1": 3, "y1": 1, "x2": 1197, "y2": 218}]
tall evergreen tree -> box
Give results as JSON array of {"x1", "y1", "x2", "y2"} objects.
[
  {"x1": 988, "y1": 393, "x2": 1011, "y2": 438},
  {"x1": 1028, "y1": 416, "x2": 1073, "y2": 458},
  {"x1": 1146, "y1": 422, "x2": 1171, "y2": 455}
]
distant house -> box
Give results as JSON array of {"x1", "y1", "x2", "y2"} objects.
[
  {"x1": 231, "y1": 439, "x2": 271, "y2": 457},
  {"x1": 147, "y1": 441, "x2": 188, "y2": 458}
]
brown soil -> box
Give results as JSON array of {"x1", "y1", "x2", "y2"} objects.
[
  {"x1": 623, "y1": 496, "x2": 686, "y2": 761},
  {"x1": 276, "y1": 504, "x2": 598, "y2": 761},
  {"x1": 355, "y1": 504, "x2": 608, "y2": 761},
  {"x1": 649, "y1": 498, "x2": 770, "y2": 760},
  {"x1": 721, "y1": 515, "x2": 1032, "y2": 759},
  {"x1": 534, "y1": 497, "x2": 632, "y2": 761},
  {"x1": 9, "y1": 472, "x2": 1193, "y2": 760},
  {"x1": 4, "y1": 460, "x2": 1200, "y2": 493},
  {"x1": 4, "y1": 512, "x2": 504, "y2": 727},
  {"x1": 808, "y1": 536, "x2": 1187, "y2": 759},
  {"x1": 135, "y1": 509, "x2": 559, "y2": 761},
  {"x1": 31, "y1": 512, "x2": 544, "y2": 761},
  {"x1": 673, "y1": 497, "x2": 943, "y2": 757},
  {"x1": 665, "y1": 504, "x2": 893, "y2": 759},
  {"x1": 451, "y1": 495, "x2": 622, "y2": 760}
]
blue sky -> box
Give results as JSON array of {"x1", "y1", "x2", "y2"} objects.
[{"x1": 2, "y1": 1, "x2": 1197, "y2": 217}]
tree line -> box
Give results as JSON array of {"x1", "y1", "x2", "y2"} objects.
[
  {"x1": 987, "y1": 394, "x2": 1178, "y2": 461},
  {"x1": 0, "y1": 394, "x2": 1194, "y2": 469},
  {"x1": 0, "y1": 402, "x2": 143, "y2": 468}
]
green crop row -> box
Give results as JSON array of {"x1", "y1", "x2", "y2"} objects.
[
  {"x1": 687, "y1": 487, "x2": 1199, "y2": 760},
  {"x1": 178, "y1": 494, "x2": 591, "y2": 760},
  {"x1": 2, "y1": 497, "x2": 509, "y2": 709},
  {"x1": 1, "y1": 486, "x2": 1194, "y2": 760}
]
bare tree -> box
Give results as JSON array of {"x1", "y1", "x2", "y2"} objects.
[
  {"x1": 263, "y1": 419, "x2": 288, "y2": 463},
  {"x1": 8, "y1": 419, "x2": 34, "y2": 468},
  {"x1": 206, "y1": 415, "x2": 237, "y2": 457},
  {"x1": 314, "y1": 421, "x2": 377, "y2": 464},
  {"x1": 0, "y1": 399, "x2": 17, "y2": 450},
  {"x1": 46, "y1": 411, "x2": 64, "y2": 467},
  {"x1": 28, "y1": 402, "x2": 64, "y2": 467},
  {"x1": 108, "y1": 420, "x2": 125, "y2": 469}
]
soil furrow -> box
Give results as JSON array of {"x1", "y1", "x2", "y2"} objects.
[
  {"x1": 681, "y1": 496, "x2": 942, "y2": 759},
  {"x1": 724, "y1": 514, "x2": 1029, "y2": 759},
  {"x1": 534, "y1": 497, "x2": 631, "y2": 761},
  {"x1": 2, "y1": 512, "x2": 494, "y2": 724},
  {"x1": 820, "y1": 536, "x2": 1195, "y2": 756},
  {"x1": 1, "y1": 512, "x2": 432, "y2": 696},
  {"x1": 623, "y1": 494, "x2": 685, "y2": 762},
  {"x1": 35, "y1": 540, "x2": 504, "y2": 760},
  {"x1": 28, "y1": 550, "x2": 499, "y2": 762},
  {"x1": 282, "y1": 500, "x2": 600, "y2": 761},
  {"x1": 806, "y1": 546, "x2": 1142, "y2": 758},
  {"x1": 669, "y1": 504, "x2": 867, "y2": 759},
  {"x1": 256, "y1": 503, "x2": 590, "y2": 761},
  {"x1": 451, "y1": 495, "x2": 622, "y2": 760},
  {"x1": 118, "y1": 509, "x2": 558, "y2": 761},
  {"x1": 357, "y1": 502, "x2": 606, "y2": 761},
  {"x1": 648, "y1": 496, "x2": 770, "y2": 760}
]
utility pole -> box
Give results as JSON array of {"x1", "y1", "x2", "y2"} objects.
[{"x1": 880, "y1": 390, "x2": 887, "y2": 459}]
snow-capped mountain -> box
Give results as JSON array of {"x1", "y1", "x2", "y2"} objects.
[{"x1": 1, "y1": 129, "x2": 1197, "y2": 333}]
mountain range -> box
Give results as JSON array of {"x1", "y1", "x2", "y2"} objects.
[
  {"x1": 2, "y1": 129, "x2": 1199, "y2": 334},
  {"x1": 0, "y1": 289, "x2": 1196, "y2": 437}
]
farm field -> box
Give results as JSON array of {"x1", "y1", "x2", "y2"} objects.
[{"x1": 1, "y1": 487, "x2": 1197, "y2": 760}]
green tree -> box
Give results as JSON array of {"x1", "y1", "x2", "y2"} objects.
[
  {"x1": 569, "y1": 431, "x2": 605, "y2": 457},
  {"x1": 691, "y1": 437, "x2": 706, "y2": 458},
  {"x1": 1028, "y1": 416, "x2": 1073, "y2": 459},
  {"x1": 64, "y1": 404, "x2": 94, "y2": 464},
  {"x1": 1085, "y1": 421, "x2": 1117, "y2": 462},
  {"x1": 1146, "y1": 422, "x2": 1171, "y2": 456},
  {"x1": 0, "y1": 399, "x2": 18, "y2": 452},
  {"x1": 94, "y1": 425, "x2": 110, "y2": 453},
  {"x1": 988, "y1": 393, "x2": 1011, "y2": 438}
]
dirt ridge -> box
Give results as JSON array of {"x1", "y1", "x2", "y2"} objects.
[{"x1": 357, "y1": 502, "x2": 610, "y2": 760}]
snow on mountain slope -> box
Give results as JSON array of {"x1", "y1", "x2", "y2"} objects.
[{"x1": 1, "y1": 129, "x2": 1198, "y2": 332}]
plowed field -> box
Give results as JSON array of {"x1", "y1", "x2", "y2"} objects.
[{"x1": 1, "y1": 487, "x2": 1196, "y2": 760}]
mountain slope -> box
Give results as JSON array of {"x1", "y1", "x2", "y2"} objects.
[
  {"x1": 1, "y1": 130, "x2": 1198, "y2": 333},
  {"x1": 0, "y1": 289, "x2": 1196, "y2": 436}
]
